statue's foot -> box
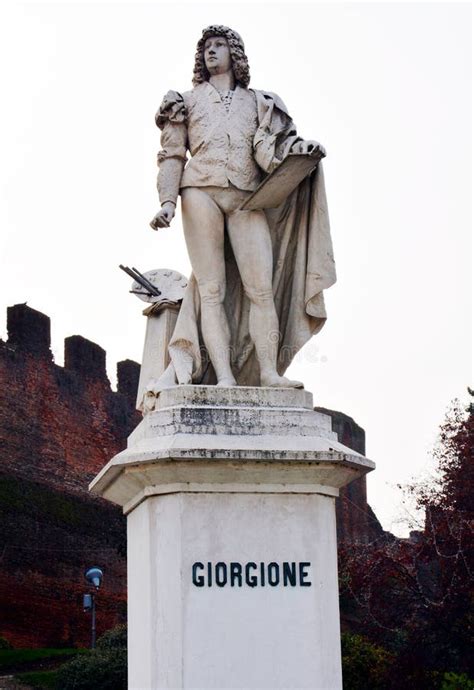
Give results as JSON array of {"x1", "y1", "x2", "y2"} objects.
[
  {"x1": 146, "y1": 366, "x2": 179, "y2": 395},
  {"x1": 260, "y1": 372, "x2": 304, "y2": 389},
  {"x1": 216, "y1": 376, "x2": 237, "y2": 387}
]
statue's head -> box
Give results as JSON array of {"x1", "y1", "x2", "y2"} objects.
[{"x1": 193, "y1": 25, "x2": 250, "y2": 88}]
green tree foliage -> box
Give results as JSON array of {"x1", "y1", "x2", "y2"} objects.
[
  {"x1": 441, "y1": 672, "x2": 474, "y2": 690},
  {"x1": 341, "y1": 633, "x2": 393, "y2": 689}
]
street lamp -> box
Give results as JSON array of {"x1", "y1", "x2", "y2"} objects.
[{"x1": 83, "y1": 566, "x2": 103, "y2": 649}]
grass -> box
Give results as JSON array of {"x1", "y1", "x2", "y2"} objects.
[
  {"x1": 0, "y1": 648, "x2": 86, "y2": 673},
  {"x1": 0, "y1": 649, "x2": 86, "y2": 690},
  {"x1": 0, "y1": 647, "x2": 82, "y2": 671},
  {"x1": 14, "y1": 670, "x2": 58, "y2": 689}
]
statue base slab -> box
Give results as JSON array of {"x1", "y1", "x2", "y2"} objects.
[{"x1": 90, "y1": 385, "x2": 374, "y2": 689}]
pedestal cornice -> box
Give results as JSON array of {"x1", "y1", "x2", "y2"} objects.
[{"x1": 90, "y1": 385, "x2": 375, "y2": 513}]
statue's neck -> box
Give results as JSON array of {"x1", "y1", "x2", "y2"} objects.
[{"x1": 209, "y1": 71, "x2": 235, "y2": 92}]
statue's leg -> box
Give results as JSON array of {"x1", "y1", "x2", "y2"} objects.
[
  {"x1": 181, "y1": 187, "x2": 236, "y2": 386},
  {"x1": 227, "y1": 209, "x2": 303, "y2": 389}
]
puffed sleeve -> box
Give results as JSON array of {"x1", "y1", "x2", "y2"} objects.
[
  {"x1": 156, "y1": 90, "x2": 187, "y2": 162},
  {"x1": 155, "y1": 91, "x2": 188, "y2": 205}
]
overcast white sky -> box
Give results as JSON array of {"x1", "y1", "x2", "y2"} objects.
[{"x1": 0, "y1": 1, "x2": 471, "y2": 535}]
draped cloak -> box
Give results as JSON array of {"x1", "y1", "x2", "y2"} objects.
[{"x1": 148, "y1": 88, "x2": 336, "y2": 398}]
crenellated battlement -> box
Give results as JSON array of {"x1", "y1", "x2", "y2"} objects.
[
  {"x1": 0, "y1": 303, "x2": 141, "y2": 494},
  {"x1": 2, "y1": 303, "x2": 140, "y2": 395}
]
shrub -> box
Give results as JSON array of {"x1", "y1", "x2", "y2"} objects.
[
  {"x1": 342, "y1": 633, "x2": 393, "y2": 690},
  {"x1": 0, "y1": 636, "x2": 12, "y2": 650},
  {"x1": 55, "y1": 650, "x2": 126, "y2": 690},
  {"x1": 95, "y1": 624, "x2": 127, "y2": 651},
  {"x1": 55, "y1": 626, "x2": 127, "y2": 690}
]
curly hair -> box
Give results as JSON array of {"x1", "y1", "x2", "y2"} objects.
[{"x1": 192, "y1": 25, "x2": 250, "y2": 89}]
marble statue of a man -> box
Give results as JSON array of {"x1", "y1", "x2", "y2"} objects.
[{"x1": 149, "y1": 25, "x2": 336, "y2": 394}]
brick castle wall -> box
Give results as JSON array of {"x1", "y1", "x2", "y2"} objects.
[
  {"x1": 315, "y1": 407, "x2": 384, "y2": 543},
  {"x1": 0, "y1": 304, "x2": 140, "y2": 647},
  {"x1": 0, "y1": 304, "x2": 382, "y2": 647}
]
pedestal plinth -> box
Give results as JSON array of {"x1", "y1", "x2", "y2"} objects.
[{"x1": 90, "y1": 386, "x2": 374, "y2": 690}]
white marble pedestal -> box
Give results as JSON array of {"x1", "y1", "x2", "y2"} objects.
[{"x1": 90, "y1": 386, "x2": 374, "y2": 690}]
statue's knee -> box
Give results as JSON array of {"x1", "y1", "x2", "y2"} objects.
[
  {"x1": 198, "y1": 280, "x2": 225, "y2": 305},
  {"x1": 244, "y1": 285, "x2": 274, "y2": 305}
]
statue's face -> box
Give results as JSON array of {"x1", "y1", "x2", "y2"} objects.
[{"x1": 204, "y1": 36, "x2": 232, "y2": 75}]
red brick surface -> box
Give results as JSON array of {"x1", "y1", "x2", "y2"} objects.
[{"x1": 0, "y1": 305, "x2": 139, "y2": 648}]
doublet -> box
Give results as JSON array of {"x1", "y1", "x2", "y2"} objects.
[{"x1": 157, "y1": 83, "x2": 264, "y2": 204}]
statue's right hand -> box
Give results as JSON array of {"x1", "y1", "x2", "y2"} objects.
[{"x1": 150, "y1": 202, "x2": 176, "y2": 230}]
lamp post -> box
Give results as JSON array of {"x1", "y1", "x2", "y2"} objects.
[{"x1": 83, "y1": 566, "x2": 103, "y2": 649}]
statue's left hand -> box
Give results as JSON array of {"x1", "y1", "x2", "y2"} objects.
[{"x1": 292, "y1": 140, "x2": 326, "y2": 157}]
